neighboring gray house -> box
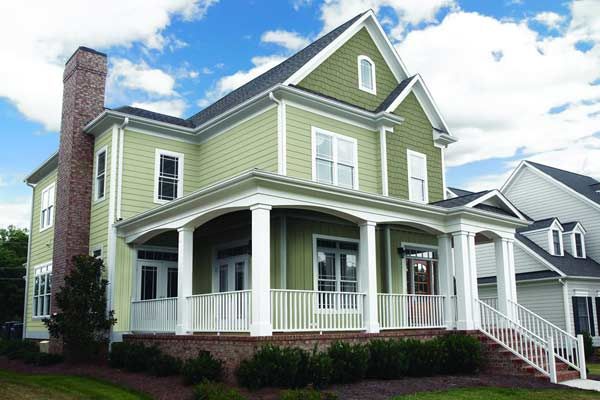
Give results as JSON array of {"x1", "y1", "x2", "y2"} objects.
[{"x1": 465, "y1": 161, "x2": 600, "y2": 344}]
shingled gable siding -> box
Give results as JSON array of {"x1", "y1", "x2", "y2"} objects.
[
  {"x1": 88, "y1": 130, "x2": 112, "y2": 265},
  {"x1": 26, "y1": 169, "x2": 57, "y2": 333},
  {"x1": 286, "y1": 105, "x2": 381, "y2": 194},
  {"x1": 297, "y1": 27, "x2": 399, "y2": 111},
  {"x1": 387, "y1": 92, "x2": 444, "y2": 202}
]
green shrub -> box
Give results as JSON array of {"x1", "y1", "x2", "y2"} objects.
[
  {"x1": 108, "y1": 341, "x2": 129, "y2": 369},
  {"x1": 237, "y1": 345, "x2": 311, "y2": 390},
  {"x1": 400, "y1": 338, "x2": 442, "y2": 377},
  {"x1": 23, "y1": 351, "x2": 63, "y2": 366},
  {"x1": 367, "y1": 339, "x2": 408, "y2": 379},
  {"x1": 583, "y1": 331, "x2": 594, "y2": 361},
  {"x1": 150, "y1": 353, "x2": 182, "y2": 377},
  {"x1": 0, "y1": 339, "x2": 39, "y2": 360},
  {"x1": 439, "y1": 334, "x2": 481, "y2": 374},
  {"x1": 327, "y1": 341, "x2": 369, "y2": 383},
  {"x1": 307, "y1": 348, "x2": 333, "y2": 388},
  {"x1": 279, "y1": 388, "x2": 338, "y2": 400},
  {"x1": 108, "y1": 341, "x2": 161, "y2": 373},
  {"x1": 182, "y1": 351, "x2": 223, "y2": 385},
  {"x1": 193, "y1": 381, "x2": 246, "y2": 400}
]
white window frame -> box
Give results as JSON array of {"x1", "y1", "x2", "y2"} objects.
[
  {"x1": 549, "y1": 228, "x2": 564, "y2": 256},
  {"x1": 311, "y1": 127, "x2": 359, "y2": 190},
  {"x1": 94, "y1": 146, "x2": 107, "y2": 202},
  {"x1": 357, "y1": 55, "x2": 376, "y2": 95},
  {"x1": 407, "y1": 149, "x2": 429, "y2": 203},
  {"x1": 39, "y1": 183, "x2": 55, "y2": 232},
  {"x1": 134, "y1": 246, "x2": 179, "y2": 300},
  {"x1": 572, "y1": 232, "x2": 586, "y2": 258},
  {"x1": 154, "y1": 149, "x2": 184, "y2": 204},
  {"x1": 32, "y1": 263, "x2": 52, "y2": 318},
  {"x1": 91, "y1": 244, "x2": 103, "y2": 260}
]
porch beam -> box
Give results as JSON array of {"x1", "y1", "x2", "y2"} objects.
[
  {"x1": 495, "y1": 237, "x2": 517, "y2": 319},
  {"x1": 360, "y1": 221, "x2": 380, "y2": 333},
  {"x1": 250, "y1": 204, "x2": 273, "y2": 336},
  {"x1": 176, "y1": 226, "x2": 194, "y2": 335}
]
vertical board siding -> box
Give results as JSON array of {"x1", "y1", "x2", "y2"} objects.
[
  {"x1": 388, "y1": 228, "x2": 437, "y2": 294},
  {"x1": 387, "y1": 93, "x2": 444, "y2": 202},
  {"x1": 26, "y1": 169, "x2": 58, "y2": 331},
  {"x1": 505, "y1": 167, "x2": 600, "y2": 261},
  {"x1": 286, "y1": 106, "x2": 382, "y2": 194},
  {"x1": 113, "y1": 236, "x2": 134, "y2": 332},
  {"x1": 476, "y1": 242, "x2": 550, "y2": 278},
  {"x1": 89, "y1": 131, "x2": 112, "y2": 262},
  {"x1": 298, "y1": 28, "x2": 399, "y2": 111}
]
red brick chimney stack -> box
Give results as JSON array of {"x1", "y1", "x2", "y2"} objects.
[{"x1": 51, "y1": 47, "x2": 107, "y2": 313}]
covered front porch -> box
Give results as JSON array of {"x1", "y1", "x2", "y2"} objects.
[{"x1": 115, "y1": 171, "x2": 525, "y2": 337}]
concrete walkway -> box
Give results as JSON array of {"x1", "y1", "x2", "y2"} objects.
[{"x1": 561, "y1": 379, "x2": 600, "y2": 391}]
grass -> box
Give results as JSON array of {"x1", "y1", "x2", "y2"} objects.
[
  {"x1": 0, "y1": 369, "x2": 151, "y2": 400},
  {"x1": 588, "y1": 363, "x2": 600, "y2": 376},
  {"x1": 392, "y1": 387, "x2": 600, "y2": 400}
]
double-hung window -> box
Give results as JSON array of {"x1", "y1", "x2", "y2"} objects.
[
  {"x1": 40, "y1": 183, "x2": 55, "y2": 231},
  {"x1": 95, "y1": 147, "x2": 107, "y2": 201},
  {"x1": 313, "y1": 128, "x2": 358, "y2": 189},
  {"x1": 154, "y1": 149, "x2": 184, "y2": 203},
  {"x1": 574, "y1": 233, "x2": 585, "y2": 258},
  {"x1": 357, "y1": 55, "x2": 376, "y2": 95},
  {"x1": 407, "y1": 150, "x2": 428, "y2": 203},
  {"x1": 572, "y1": 296, "x2": 595, "y2": 336},
  {"x1": 33, "y1": 264, "x2": 52, "y2": 318},
  {"x1": 552, "y1": 230, "x2": 562, "y2": 255},
  {"x1": 315, "y1": 237, "x2": 358, "y2": 309}
]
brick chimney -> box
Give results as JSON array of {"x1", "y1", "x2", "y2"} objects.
[{"x1": 51, "y1": 47, "x2": 107, "y2": 313}]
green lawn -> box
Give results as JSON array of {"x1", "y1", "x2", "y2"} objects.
[
  {"x1": 0, "y1": 370, "x2": 150, "y2": 400},
  {"x1": 588, "y1": 363, "x2": 600, "y2": 376},
  {"x1": 392, "y1": 387, "x2": 600, "y2": 400}
]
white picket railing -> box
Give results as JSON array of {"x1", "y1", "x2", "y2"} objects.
[
  {"x1": 378, "y1": 294, "x2": 446, "y2": 329},
  {"x1": 271, "y1": 290, "x2": 366, "y2": 332},
  {"x1": 478, "y1": 299, "x2": 557, "y2": 382},
  {"x1": 480, "y1": 297, "x2": 498, "y2": 310},
  {"x1": 188, "y1": 290, "x2": 251, "y2": 333},
  {"x1": 131, "y1": 297, "x2": 177, "y2": 333},
  {"x1": 508, "y1": 299, "x2": 586, "y2": 378}
]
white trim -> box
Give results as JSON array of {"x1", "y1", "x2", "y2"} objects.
[
  {"x1": 379, "y1": 126, "x2": 390, "y2": 196},
  {"x1": 514, "y1": 238, "x2": 566, "y2": 277},
  {"x1": 94, "y1": 145, "x2": 108, "y2": 202},
  {"x1": 280, "y1": 216, "x2": 287, "y2": 289},
  {"x1": 572, "y1": 231, "x2": 586, "y2": 259},
  {"x1": 39, "y1": 182, "x2": 56, "y2": 232},
  {"x1": 357, "y1": 55, "x2": 377, "y2": 95},
  {"x1": 211, "y1": 239, "x2": 251, "y2": 293},
  {"x1": 134, "y1": 246, "x2": 179, "y2": 301},
  {"x1": 31, "y1": 262, "x2": 52, "y2": 319},
  {"x1": 407, "y1": 149, "x2": 428, "y2": 203},
  {"x1": 311, "y1": 126, "x2": 359, "y2": 190},
  {"x1": 154, "y1": 149, "x2": 185, "y2": 204},
  {"x1": 24, "y1": 330, "x2": 50, "y2": 340},
  {"x1": 312, "y1": 234, "x2": 360, "y2": 295},
  {"x1": 441, "y1": 147, "x2": 447, "y2": 200},
  {"x1": 272, "y1": 94, "x2": 287, "y2": 175},
  {"x1": 549, "y1": 225, "x2": 565, "y2": 256},
  {"x1": 116, "y1": 124, "x2": 125, "y2": 220},
  {"x1": 91, "y1": 243, "x2": 104, "y2": 259},
  {"x1": 464, "y1": 190, "x2": 528, "y2": 221}
]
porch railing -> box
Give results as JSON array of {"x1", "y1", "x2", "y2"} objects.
[
  {"x1": 480, "y1": 297, "x2": 498, "y2": 310},
  {"x1": 131, "y1": 297, "x2": 177, "y2": 333},
  {"x1": 378, "y1": 294, "x2": 446, "y2": 329},
  {"x1": 271, "y1": 289, "x2": 366, "y2": 332},
  {"x1": 188, "y1": 290, "x2": 252, "y2": 333}
]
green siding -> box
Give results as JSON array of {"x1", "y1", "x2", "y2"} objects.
[
  {"x1": 26, "y1": 169, "x2": 57, "y2": 330},
  {"x1": 197, "y1": 107, "x2": 278, "y2": 188},
  {"x1": 113, "y1": 236, "x2": 134, "y2": 332},
  {"x1": 89, "y1": 130, "x2": 112, "y2": 259},
  {"x1": 298, "y1": 28, "x2": 398, "y2": 111},
  {"x1": 387, "y1": 92, "x2": 444, "y2": 202},
  {"x1": 286, "y1": 106, "x2": 381, "y2": 194}
]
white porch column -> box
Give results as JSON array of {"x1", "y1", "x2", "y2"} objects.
[
  {"x1": 250, "y1": 204, "x2": 273, "y2": 336},
  {"x1": 176, "y1": 226, "x2": 194, "y2": 335},
  {"x1": 495, "y1": 237, "x2": 518, "y2": 319},
  {"x1": 452, "y1": 231, "x2": 479, "y2": 330},
  {"x1": 359, "y1": 221, "x2": 380, "y2": 333},
  {"x1": 437, "y1": 234, "x2": 455, "y2": 329}
]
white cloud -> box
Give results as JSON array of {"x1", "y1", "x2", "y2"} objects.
[
  {"x1": 110, "y1": 59, "x2": 177, "y2": 96},
  {"x1": 198, "y1": 55, "x2": 285, "y2": 107},
  {"x1": 0, "y1": 200, "x2": 31, "y2": 229},
  {"x1": 131, "y1": 99, "x2": 188, "y2": 117},
  {"x1": 0, "y1": 0, "x2": 217, "y2": 131},
  {"x1": 292, "y1": 0, "x2": 312, "y2": 11},
  {"x1": 533, "y1": 12, "x2": 565, "y2": 30},
  {"x1": 569, "y1": 0, "x2": 600, "y2": 42},
  {"x1": 261, "y1": 30, "x2": 310, "y2": 52}
]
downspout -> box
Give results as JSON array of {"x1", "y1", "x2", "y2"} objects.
[
  {"x1": 22, "y1": 182, "x2": 36, "y2": 339},
  {"x1": 559, "y1": 278, "x2": 573, "y2": 335},
  {"x1": 269, "y1": 92, "x2": 286, "y2": 176}
]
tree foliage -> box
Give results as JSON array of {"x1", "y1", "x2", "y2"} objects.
[
  {"x1": 0, "y1": 225, "x2": 28, "y2": 323},
  {"x1": 44, "y1": 255, "x2": 116, "y2": 361}
]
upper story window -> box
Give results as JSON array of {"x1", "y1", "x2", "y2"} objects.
[
  {"x1": 312, "y1": 127, "x2": 358, "y2": 190},
  {"x1": 407, "y1": 150, "x2": 428, "y2": 203},
  {"x1": 551, "y1": 229, "x2": 563, "y2": 256},
  {"x1": 574, "y1": 233, "x2": 585, "y2": 258},
  {"x1": 357, "y1": 55, "x2": 376, "y2": 95},
  {"x1": 40, "y1": 183, "x2": 55, "y2": 231},
  {"x1": 95, "y1": 146, "x2": 107, "y2": 202},
  {"x1": 33, "y1": 263, "x2": 52, "y2": 318},
  {"x1": 154, "y1": 149, "x2": 184, "y2": 203}
]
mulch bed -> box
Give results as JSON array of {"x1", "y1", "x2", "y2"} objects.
[{"x1": 0, "y1": 357, "x2": 564, "y2": 400}]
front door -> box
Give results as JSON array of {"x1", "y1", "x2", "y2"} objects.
[
  {"x1": 215, "y1": 256, "x2": 249, "y2": 292},
  {"x1": 409, "y1": 259, "x2": 433, "y2": 295}
]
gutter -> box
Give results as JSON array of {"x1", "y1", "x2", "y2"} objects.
[{"x1": 22, "y1": 182, "x2": 36, "y2": 338}]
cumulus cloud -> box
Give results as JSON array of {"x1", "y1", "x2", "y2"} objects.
[
  {"x1": 533, "y1": 12, "x2": 565, "y2": 30},
  {"x1": 569, "y1": 0, "x2": 600, "y2": 42},
  {"x1": 0, "y1": 200, "x2": 31, "y2": 229},
  {"x1": 131, "y1": 99, "x2": 188, "y2": 117},
  {"x1": 110, "y1": 59, "x2": 177, "y2": 96},
  {"x1": 0, "y1": 0, "x2": 217, "y2": 131},
  {"x1": 261, "y1": 30, "x2": 311, "y2": 52}
]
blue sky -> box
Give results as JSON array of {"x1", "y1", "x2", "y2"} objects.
[{"x1": 0, "y1": 0, "x2": 598, "y2": 228}]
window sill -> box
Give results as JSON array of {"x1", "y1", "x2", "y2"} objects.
[
  {"x1": 32, "y1": 316, "x2": 49, "y2": 320},
  {"x1": 358, "y1": 86, "x2": 377, "y2": 96},
  {"x1": 94, "y1": 196, "x2": 106, "y2": 204},
  {"x1": 39, "y1": 225, "x2": 53, "y2": 233}
]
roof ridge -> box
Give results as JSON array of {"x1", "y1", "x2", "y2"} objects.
[{"x1": 527, "y1": 160, "x2": 599, "y2": 183}]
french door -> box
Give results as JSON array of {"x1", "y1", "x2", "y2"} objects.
[
  {"x1": 215, "y1": 256, "x2": 249, "y2": 292},
  {"x1": 138, "y1": 260, "x2": 178, "y2": 300}
]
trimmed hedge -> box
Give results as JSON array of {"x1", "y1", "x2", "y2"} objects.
[
  {"x1": 327, "y1": 342, "x2": 369, "y2": 383},
  {"x1": 109, "y1": 342, "x2": 181, "y2": 377},
  {"x1": 0, "y1": 339, "x2": 39, "y2": 360},
  {"x1": 182, "y1": 351, "x2": 223, "y2": 385}
]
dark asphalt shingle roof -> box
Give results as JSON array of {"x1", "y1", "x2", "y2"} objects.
[
  {"x1": 517, "y1": 217, "x2": 557, "y2": 233},
  {"x1": 430, "y1": 190, "x2": 490, "y2": 208},
  {"x1": 528, "y1": 161, "x2": 600, "y2": 206},
  {"x1": 112, "y1": 106, "x2": 194, "y2": 128},
  {"x1": 478, "y1": 270, "x2": 561, "y2": 285},
  {"x1": 375, "y1": 76, "x2": 416, "y2": 112},
  {"x1": 447, "y1": 187, "x2": 474, "y2": 197},
  {"x1": 561, "y1": 221, "x2": 581, "y2": 232}
]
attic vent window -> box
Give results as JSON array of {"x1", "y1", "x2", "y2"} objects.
[{"x1": 357, "y1": 55, "x2": 376, "y2": 95}]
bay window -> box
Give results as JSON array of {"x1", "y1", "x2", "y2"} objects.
[{"x1": 313, "y1": 128, "x2": 358, "y2": 189}]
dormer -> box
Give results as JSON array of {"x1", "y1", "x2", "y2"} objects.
[
  {"x1": 519, "y1": 218, "x2": 564, "y2": 256},
  {"x1": 562, "y1": 222, "x2": 587, "y2": 258}
]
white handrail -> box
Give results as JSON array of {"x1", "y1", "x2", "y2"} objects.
[
  {"x1": 271, "y1": 289, "x2": 366, "y2": 332},
  {"x1": 477, "y1": 299, "x2": 556, "y2": 382},
  {"x1": 188, "y1": 290, "x2": 251, "y2": 333},
  {"x1": 480, "y1": 297, "x2": 498, "y2": 309},
  {"x1": 378, "y1": 294, "x2": 446, "y2": 329},
  {"x1": 131, "y1": 297, "x2": 177, "y2": 333},
  {"x1": 508, "y1": 299, "x2": 585, "y2": 376}
]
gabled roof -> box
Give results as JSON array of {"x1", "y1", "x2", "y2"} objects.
[
  {"x1": 431, "y1": 190, "x2": 490, "y2": 208},
  {"x1": 446, "y1": 187, "x2": 474, "y2": 198},
  {"x1": 25, "y1": 152, "x2": 59, "y2": 185},
  {"x1": 431, "y1": 189, "x2": 527, "y2": 220},
  {"x1": 517, "y1": 217, "x2": 559, "y2": 233},
  {"x1": 113, "y1": 106, "x2": 194, "y2": 128},
  {"x1": 375, "y1": 76, "x2": 416, "y2": 112},
  {"x1": 478, "y1": 270, "x2": 561, "y2": 285},
  {"x1": 562, "y1": 221, "x2": 586, "y2": 233}
]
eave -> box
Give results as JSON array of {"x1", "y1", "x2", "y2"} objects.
[{"x1": 24, "y1": 152, "x2": 59, "y2": 185}]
